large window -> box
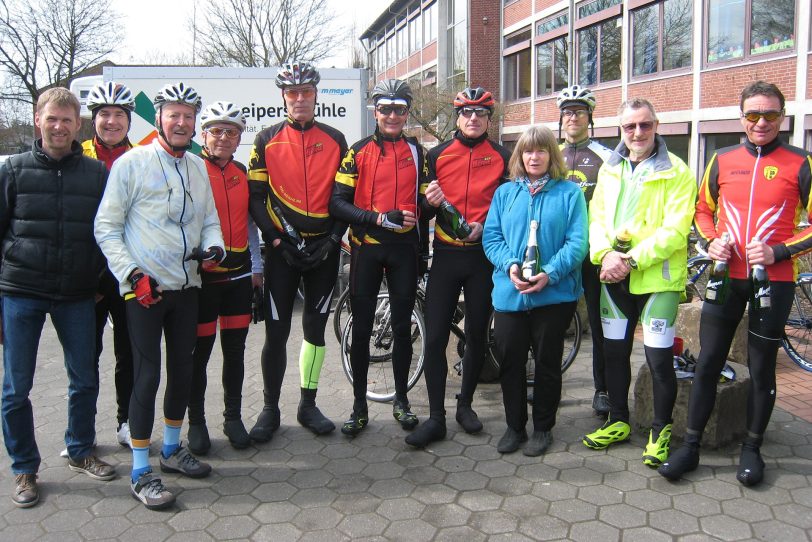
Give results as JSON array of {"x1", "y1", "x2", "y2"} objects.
[
  {"x1": 577, "y1": 17, "x2": 621, "y2": 86},
  {"x1": 632, "y1": 0, "x2": 692, "y2": 76},
  {"x1": 504, "y1": 29, "x2": 532, "y2": 101},
  {"x1": 447, "y1": 0, "x2": 467, "y2": 85},
  {"x1": 537, "y1": 37, "x2": 568, "y2": 96},
  {"x1": 707, "y1": 0, "x2": 795, "y2": 64},
  {"x1": 424, "y1": 2, "x2": 437, "y2": 44},
  {"x1": 409, "y1": 15, "x2": 422, "y2": 53}
]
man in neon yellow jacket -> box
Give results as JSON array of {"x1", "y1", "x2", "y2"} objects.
[{"x1": 582, "y1": 98, "x2": 696, "y2": 468}]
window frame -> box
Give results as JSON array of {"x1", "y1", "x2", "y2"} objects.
[
  {"x1": 629, "y1": 0, "x2": 693, "y2": 80},
  {"x1": 574, "y1": 1, "x2": 623, "y2": 88},
  {"x1": 534, "y1": 21, "x2": 569, "y2": 97},
  {"x1": 503, "y1": 28, "x2": 533, "y2": 103}
]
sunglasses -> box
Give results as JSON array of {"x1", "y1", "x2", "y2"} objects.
[
  {"x1": 562, "y1": 109, "x2": 589, "y2": 119},
  {"x1": 459, "y1": 107, "x2": 490, "y2": 118},
  {"x1": 742, "y1": 110, "x2": 783, "y2": 122},
  {"x1": 283, "y1": 88, "x2": 316, "y2": 99},
  {"x1": 621, "y1": 121, "x2": 655, "y2": 134},
  {"x1": 377, "y1": 105, "x2": 409, "y2": 116},
  {"x1": 206, "y1": 127, "x2": 241, "y2": 139}
]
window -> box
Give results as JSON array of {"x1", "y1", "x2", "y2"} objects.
[
  {"x1": 536, "y1": 37, "x2": 568, "y2": 96},
  {"x1": 537, "y1": 13, "x2": 568, "y2": 36},
  {"x1": 707, "y1": 0, "x2": 795, "y2": 64},
  {"x1": 397, "y1": 25, "x2": 407, "y2": 61},
  {"x1": 447, "y1": 0, "x2": 467, "y2": 85},
  {"x1": 632, "y1": 0, "x2": 692, "y2": 76},
  {"x1": 409, "y1": 15, "x2": 422, "y2": 53},
  {"x1": 578, "y1": 0, "x2": 622, "y2": 19},
  {"x1": 577, "y1": 17, "x2": 621, "y2": 86},
  {"x1": 504, "y1": 29, "x2": 532, "y2": 101},
  {"x1": 424, "y1": 2, "x2": 437, "y2": 43}
]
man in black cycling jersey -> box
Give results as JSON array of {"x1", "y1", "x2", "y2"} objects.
[
  {"x1": 659, "y1": 81, "x2": 812, "y2": 486},
  {"x1": 557, "y1": 85, "x2": 613, "y2": 416},
  {"x1": 406, "y1": 87, "x2": 510, "y2": 448},
  {"x1": 330, "y1": 79, "x2": 428, "y2": 436},
  {"x1": 248, "y1": 62, "x2": 348, "y2": 440}
]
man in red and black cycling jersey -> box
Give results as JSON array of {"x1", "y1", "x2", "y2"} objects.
[
  {"x1": 247, "y1": 62, "x2": 348, "y2": 440},
  {"x1": 187, "y1": 101, "x2": 263, "y2": 455},
  {"x1": 660, "y1": 81, "x2": 812, "y2": 486},
  {"x1": 406, "y1": 87, "x2": 510, "y2": 448},
  {"x1": 330, "y1": 78, "x2": 428, "y2": 436},
  {"x1": 557, "y1": 85, "x2": 613, "y2": 417}
]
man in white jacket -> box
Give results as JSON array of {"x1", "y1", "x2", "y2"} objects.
[{"x1": 94, "y1": 82, "x2": 225, "y2": 510}]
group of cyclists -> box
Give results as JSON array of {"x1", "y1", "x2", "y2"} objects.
[{"x1": 2, "y1": 60, "x2": 810, "y2": 511}]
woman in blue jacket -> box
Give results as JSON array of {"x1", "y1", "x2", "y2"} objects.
[{"x1": 483, "y1": 126, "x2": 588, "y2": 456}]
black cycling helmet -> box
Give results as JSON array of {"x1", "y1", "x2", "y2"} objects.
[
  {"x1": 453, "y1": 87, "x2": 495, "y2": 114},
  {"x1": 275, "y1": 61, "x2": 321, "y2": 88},
  {"x1": 371, "y1": 79, "x2": 413, "y2": 107}
]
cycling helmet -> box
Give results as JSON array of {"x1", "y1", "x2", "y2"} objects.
[
  {"x1": 453, "y1": 87, "x2": 495, "y2": 112},
  {"x1": 556, "y1": 84, "x2": 597, "y2": 112},
  {"x1": 153, "y1": 82, "x2": 202, "y2": 113},
  {"x1": 201, "y1": 101, "x2": 247, "y2": 131},
  {"x1": 87, "y1": 81, "x2": 135, "y2": 112},
  {"x1": 371, "y1": 79, "x2": 413, "y2": 107},
  {"x1": 275, "y1": 61, "x2": 321, "y2": 88}
]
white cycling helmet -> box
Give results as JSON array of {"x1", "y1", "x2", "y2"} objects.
[
  {"x1": 556, "y1": 85, "x2": 597, "y2": 112},
  {"x1": 87, "y1": 81, "x2": 135, "y2": 112},
  {"x1": 153, "y1": 82, "x2": 202, "y2": 113},
  {"x1": 201, "y1": 101, "x2": 247, "y2": 131}
]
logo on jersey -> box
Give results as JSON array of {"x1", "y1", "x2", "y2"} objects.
[
  {"x1": 648, "y1": 318, "x2": 667, "y2": 335},
  {"x1": 472, "y1": 156, "x2": 492, "y2": 169},
  {"x1": 763, "y1": 165, "x2": 778, "y2": 180},
  {"x1": 305, "y1": 142, "x2": 323, "y2": 158},
  {"x1": 226, "y1": 175, "x2": 241, "y2": 189},
  {"x1": 340, "y1": 148, "x2": 355, "y2": 172},
  {"x1": 397, "y1": 156, "x2": 414, "y2": 170}
]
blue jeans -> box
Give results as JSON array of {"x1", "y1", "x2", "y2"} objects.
[{"x1": 2, "y1": 295, "x2": 98, "y2": 474}]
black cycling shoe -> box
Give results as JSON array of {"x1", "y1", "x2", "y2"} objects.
[
  {"x1": 523, "y1": 430, "x2": 553, "y2": 457},
  {"x1": 456, "y1": 396, "x2": 483, "y2": 434},
  {"x1": 341, "y1": 410, "x2": 369, "y2": 437},
  {"x1": 405, "y1": 417, "x2": 446, "y2": 448},
  {"x1": 736, "y1": 441, "x2": 765, "y2": 487},
  {"x1": 392, "y1": 400, "x2": 419, "y2": 430},
  {"x1": 249, "y1": 405, "x2": 280, "y2": 443},
  {"x1": 658, "y1": 443, "x2": 700, "y2": 481},
  {"x1": 223, "y1": 419, "x2": 251, "y2": 449},
  {"x1": 297, "y1": 388, "x2": 335, "y2": 435},
  {"x1": 187, "y1": 423, "x2": 210, "y2": 456},
  {"x1": 592, "y1": 390, "x2": 610, "y2": 417},
  {"x1": 497, "y1": 427, "x2": 528, "y2": 454}
]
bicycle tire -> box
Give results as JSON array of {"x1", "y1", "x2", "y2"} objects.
[
  {"x1": 781, "y1": 279, "x2": 812, "y2": 372},
  {"x1": 686, "y1": 257, "x2": 711, "y2": 302},
  {"x1": 340, "y1": 293, "x2": 426, "y2": 402},
  {"x1": 333, "y1": 287, "x2": 351, "y2": 343}
]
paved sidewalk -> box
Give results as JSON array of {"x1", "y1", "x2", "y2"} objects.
[{"x1": 0, "y1": 308, "x2": 811, "y2": 541}]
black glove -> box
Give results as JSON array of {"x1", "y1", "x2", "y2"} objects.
[
  {"x1": 275, "y1": 238, "x2": 307, "y2": 270},
  {"x1": 251, "y1": 286, "x2": 265, "y2": 324},
  {"x1": 185, "y1": 246, "x2": 223, "y2": 262},
  {"x1": 380, "y1": 210, "x2": 405, "y2": 230},
  {"x1": 302, "y1": 234, "x2": 340, "y2": 269}
]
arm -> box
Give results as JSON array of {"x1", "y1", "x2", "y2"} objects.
[
  {"x1": 774, "y1": 154, "x2": 812, "y2": 261},
  {"x1": 541, "y1": 188, "x2": 588, "y2": 285},
  {"x1": 482, "y1": 186, "x2": 520, "y2": 273},
  {"x1": 694, "y1": 152, "x2": 720, "y2": 247},
  {"x1": 329, "y1": 146, "x2": 379, "y2": 226},
  {"x1": 588, "y1": 167, "x2": 614, "y2": 265},
  {"x1": 0, "y1": 161, "x2": 14, "y2": 258},
  {"x1": 247, "y1": 134, "x2": 281, "y2": 244},
  {"x1": 94, "y1": 158, "x2": 139, "y2": 283}
]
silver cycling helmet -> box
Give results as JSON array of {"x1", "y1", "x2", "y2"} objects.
[
  {"x1": 201, "y1": 101, "x2": 247, "y2": 131},
  {"x1": 556, "y1": 84, "x2": 597, "y2": 112},
  {"x1": 87, "y1": 81, "x2": 135, "y2": 112},
  {"x1": 153, "y1": 81, "x2": 202, "y2": 113},
  {"x1": 275, "y1": 61, "x2": 321, "y2": 88}
]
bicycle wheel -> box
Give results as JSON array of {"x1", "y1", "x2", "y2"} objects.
[
  {"x1": 341, "y1": 293, "x2": 426, "y2": 402},
  {"x1": 686, "y1": 257, "x2": 710, "y2": 302},
  {"x1": 560, "y1": 310, "x2": 582, "y2": 374},
  {"x1": 782, "y1": 278, "x2": 812, "y2": 372},
  {"x1": 333, "y1": 287, "x2": 351, "y2": 343}
]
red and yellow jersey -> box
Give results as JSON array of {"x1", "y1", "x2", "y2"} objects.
[
  {"x1": 695, "y1": 139, "x2": 812, "y2": 281},
  {"x1": 247, "y1": 118, "x2": 347, "y2": 238},
  {"x1": 333, "y1": 133, "x2": 428, "y2": 245},
  {"x1": 426, "y1": 132, "x2": 510, "y2": 248},
  {"x1": 81, "y1": 137, "x2": 134, "y2": 171}
]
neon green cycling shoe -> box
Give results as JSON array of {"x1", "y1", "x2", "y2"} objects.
[
  {"x1": 642, "y1": 424, "x2": 672, "y2": 467},
  {"x1": 582, "y1": 420, "x2": 631, "y2": 450}
]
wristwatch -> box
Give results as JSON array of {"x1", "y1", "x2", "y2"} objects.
[{"x1": 627, "y1": 257, "x2": 638, "y2": 270}]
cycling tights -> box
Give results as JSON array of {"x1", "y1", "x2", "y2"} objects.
[
  {"x1": 188, "y1": 276, "x2": 252, "y2": 424},
  {"x1": 260, "y1": 246, "x2": 339, "y2": 406},
  {"x1": 126, "y1": 289, "x2": 198, "y2": 441},
  {"x1": 94, "y1": 269, "x2": 133, "y2": 426},
  {"x1": 601, "y1": 282, "x2": 679, "y2": 430},
  {"x1": 493, "y1": 302, "x2": 577, "y2": 432},
  {"x1": 687, "y1": 279, "x2": 794, "y2": 438},
  {"x1": 348, "y1": 243, "x2": 417, "y2": 404},
  {"x1": 422, "y1": 248, "x2": 492, "y2": 414},
  {"x1": 582, "y1": 258, "x2": 606, "y2": 392}
]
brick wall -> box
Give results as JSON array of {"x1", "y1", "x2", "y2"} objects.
[
  {"x1": 700, "y1": 58, "x2": 797, "y2": 108},
  {"x1": 408, "y1": 52, "x2": 422, "y2": 72},
  {"x1": 469, "y1": 0, "x2": 503, "y2": 101},
  {"x1": 504, "y1": 102, "x2": 531, "y2": 127},
  {"x1": 592, "y1": 86, "x2": 622, "y2": 122},
  {"x1": 535, "y1": 0, "x2": 559, "y2": 11},
  {"x1": 423, "y1": 41, "x2": 437, "y2": 64},
  {"x1": 807, "y1": 55, "x2": 812, "y2": 100},
  {"x1": 535, "y1": 96, "x2": 559, "y2": 123},
  {"x1": 504, "y1": 0, "x2": 532, "y2": 28},
  {"x1": 628, "y1": 75, "x2": 692, "y2": 113},
  {"x1": 395, "y1": 60, "x2": 408, "y2": 78}
]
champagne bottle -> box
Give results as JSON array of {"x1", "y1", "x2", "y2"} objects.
[
  {"x1": 705, "y1": 232, "x2": 731, "y2": 305},
  {"x1": 439, "y1": 199, "x2": 473, "y2": 239},
  {"x1": 614, "y1": 229, "x2": 632, "y2": 253},
  {"x1": 750, "y1": 236, "x2": 771, "y2": 311},
  {"x1": 271, "y1": 201, "x2": 305, "y2": 250},
  {"x1": 521, "y1": 220, "x2": 540, "y2": 281}
]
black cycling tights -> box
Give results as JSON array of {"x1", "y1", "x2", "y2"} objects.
[
  {"x1": 422, "y1": 248, "x2": 493, "y2": 414},
  {"x1": 260, "y1": 246, "x2": 339, "y2": 405},
  {"x1": 687, "y1": 279, "x2": 794, "y2": 438},
  {"x1": 349, "y1": 243, "x2": 417, "y2": 405},
  {"x1": 126, "y1": 289, "x2": 198, "y2": 441},
  {"x1": 188, "y1": 276, "x2": 252, "y2": 424}
]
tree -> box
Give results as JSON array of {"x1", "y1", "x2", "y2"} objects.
[
  {"x1": 407, "y1": 83, "x2": 460, "y2": 143},
  {"x1": 195, "y1": 0, "x2": 342, "y2": 67},
  {"x1": 0, "y1": 0, "x2": 120, "y2": 105}
]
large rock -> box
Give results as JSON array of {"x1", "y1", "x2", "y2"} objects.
[
  {"x1": 633, "y1": 360, "x2": 749, "y2": 448},
  {"x1": 676, "y1": 301, "x2": 749, "y2": 365}
]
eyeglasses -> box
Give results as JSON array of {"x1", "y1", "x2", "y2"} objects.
[
  {"x1": 283, "y1": 88, "x2": 316, "y2": 99},
  {"x1": 742, "y1": 110, "x2": 783, "y2": 123},
  {"x1": 376, "y1": 105, "x2": 409, "y2": 117},
  {"x1": 621, "y1": 121, "x2": 655, "y2": 134},
  {"x1": 459, "y1": 107, "x2": 490, "y2": 118},
  {"x1": 562, "y1": 109, "x2": 589, "y2": 119},
  {"x1": 206, "y1": 127, "x2": 241, "y2": 139}
]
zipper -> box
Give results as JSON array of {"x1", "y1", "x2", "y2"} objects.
[
  {"x1": 744, "y1": 146, "x2": 762, "y2": 268},
  {"x1": 300, "y1": 127, "x2": 309, "y2": 217},
  {"x1": 175, "y1": 157, "x2": 190, "y2": 288},
  {"x1": 392, "y1": 141, "x2": 399, "y2": 212},
  {"x1": 222, "y1": 166, "x2": 232, "y2": 250}
]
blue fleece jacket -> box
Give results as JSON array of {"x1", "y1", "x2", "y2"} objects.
[{"x1": 483, "y1": 177, "x2": 588, "y2": 312}]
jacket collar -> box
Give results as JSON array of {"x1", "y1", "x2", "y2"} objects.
[
  {"x1": 454, "y1": 129, "x2": 489, "y2": 148},
  {"x1": 33, "y1": 139, "x2": 83, "y2": 166},
  {"x1": 286, "y1": 116, "x2": 316, "y2": 131},
  {"x1": 608, "y1": 134, "x2": 674, "y2": 173},
  {"x1": 744, "y1": 137, "x2": 782, "y2": 157}
]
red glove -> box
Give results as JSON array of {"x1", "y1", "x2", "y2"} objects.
[{"x1": 129, "y1": 272, "x2": 161, "y2": 307}]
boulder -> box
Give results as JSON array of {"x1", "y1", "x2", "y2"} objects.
[{"x1": 676, "y1": 300, "x2": 749, "y2": 365}]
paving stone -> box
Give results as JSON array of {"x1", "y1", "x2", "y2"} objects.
[
  {"x1": 445, "y1": 470, "x2": 489, "y2": 491},
  {"x1": 673, "y1": 492, "x2": 723, "y2": 517},
  {"x1": 289, "y1": 468, "x2": 333, "y2": 489},
  {"x1": 468, "y1": 509, "x2": 518, "y2": 534},
  {"x1": 569, "y1": 520, "x2": 620, "y2": 542},
  {"x1": 515, "y1": 462, "x2": 559, "y2": 482},
  {"x1": 208, "y1": 494, "x2": 259, "y2": 516},
  {"x1": 577, "y1": 484, "x2": 624, "y2": 506},
  {"x1": 548, "y1": 498, "x2": 598, "y2": 523},
  {"x1": 434, "y1": 455, "x2": 476, "y2": 473},
  {"x1": 167, "y1": 508, "x2": 216, "y2": 531},
  {"x1": 292, "y1": 506, "x2": 343, "y2": 530},
  {"x1": 772, "y1": 503, "x2": 812, "y2": 529},
  {"x1": 752, "y1": 519, "x2": 810, "y2": 542},
  {"x1": 250, "y1": 523, "x2": 301, "y2": 542},
  {"x1": 532, "y1": 480, "x2": 579, "y2": 501},
  {"x1": 501, "y1": 494, "x2": 549, "y2": 518},
  {"x1": 720, "y1": 497, "x2": 774, "y2": 522},
  {"x1": 368, "y1": 477, "x2": 415, "y2": 499},
  {"x1": 363, "y1": 461, "x2": 405, "y2": 480},
  {"x1": 206, "y1": 514, "x2": 260, "y2": 539},
  {"x1": 375, "y1": 497, "x2": 425, "y2": 520},
  {"x1": 120, "y1": 522, "x2": 173, "y2": 542},
  {"x1": 620, "y1": 526, "x2": 674, "y2": 542},
  {"x1": 251, "y1": 501, "x2": 301, "y2": 523},
  {"x1": 473, "y1": 458, "x2": 518, "y2": 477},
  {"x1": 336, "y1": 512, "x2": 389, "y2": 538},
  {"x1": 699, "y1": 514, "x2": 753, "y2": 541},
  {"x1": 598, "y1": 503, "x2": 647, "y2": 529},
  {"x1": 434, "y1": 525, "x2": 487, "y2": 542},
  {"x1": 298, "y1": 530, "x2": 351, "y2": 542},
  {"x1": 289, "y1": 487, "x2": 338, "y2": 508},
  {"x1": 518, "y1": 514, "x2": 570, "y2": 541},
  {"x1": 558, "y1": 466, "x2": 603, "y2": 487},
  {"x1": 401, "y1": 465, "x2": 445, "y2": 485},
  {"x1": 693, "y1": 479, "x2": 744, "y2": 500},
  {"x1": 250, "y1": 481, "x2": 297, "y2": 502},
  {"x1": 649, "y1": 508, "x2": 701, "y2": 535},
  {"x1": 210, "y1": 473, "x2": 259, "y2": 496},
  {"x1": 457, "y1": 488, "x2": 503, "y2": 512},
  {"x1": 383, "y1": 518, "x2": 437, "y2": 541},
  {"x1": 0, "y1": 523, "x2": 46, "y2": 542},
  {"x1": 40, "y1": 508, "x2": 92, "y2": 532},
  {"x1": 420, "y1": 502, "x2": 471, "y2": 528},
  {"x1": 487, "y1": 475, "x2": 533, "y2": 497},
  {"x1": 411, "y1": 483, "x2": 458, "y2": 505}
]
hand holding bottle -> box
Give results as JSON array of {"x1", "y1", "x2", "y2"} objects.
[
  {"x1": 746, "y1": 238, "x2": 775, "y2": 266},
  {"x1": 424, "y1": 180, "x2": 445, "y2": 207},
  {"x1": 708, "y1": 234, "x2": 733, "y2": 261}
]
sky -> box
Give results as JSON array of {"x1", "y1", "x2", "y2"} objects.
[{"x1": 108, "y1": 0, "x2": 380, "y2": 68}]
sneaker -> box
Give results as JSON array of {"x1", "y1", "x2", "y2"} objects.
[
  {"x1": 117, "y1": 422, "x2": 132, "y2": 448},
  {"x1": 12, "y1": 474, "x2": 38, "y2": 508},
  {"x1": 159, "y1": 445, "x2": 212, "y2": 478},
  {"x1": 341, "y1": 410, "x2": 369, "y2": 436},
  {"x1": 582, "y1": 420, "x2": 631, "y2": 450},
  {"x1": 130, "y1": 471, "x2": 175, "y2": 510},
  {"x1": 68, "y1": 455, "x2": 116, "y2": 481},
  {"x1": 642, "y1": 424, "x2": 672, "y2": 467},
  {"x1": 592, "y1": 391, "x2": 610, "y2": 417},
  {"x1": 392, "y1": 400, "x2": 419, "y2": 430}
]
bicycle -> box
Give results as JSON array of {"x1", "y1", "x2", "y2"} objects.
[{"x1": 782, "y1": 271, "x2": 812, "y2": 372}]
